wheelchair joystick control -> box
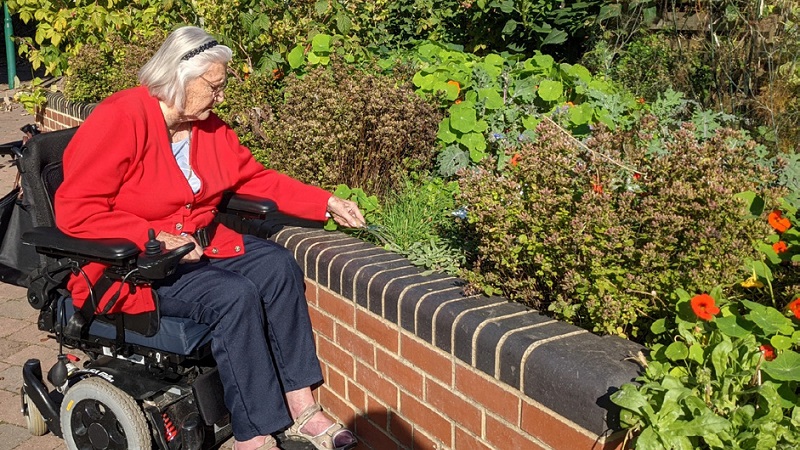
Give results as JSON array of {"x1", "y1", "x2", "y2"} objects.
[{"x1": 144, "y1": 229, "x2": 163, "y2": 256}]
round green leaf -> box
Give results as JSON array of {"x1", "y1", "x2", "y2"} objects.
[
  {"x1": 484, "y1": 54, "x2": 504, "y2": 67},
  {"x1": 479, "y1": 88, "x2": 504, "y2": 110},
  {"x1": 770, "y1": 334, "x2": 794, "y2": 351},
  {"x1": 449, "y1": 103, "x2": 477, "y2": 133},
  {"x1": 522, "y1": 115, "x2": 540, "y2": 131},
  {"x1": 665, "y1": 341, "x2": 689, "y2": 361},
  {"x1": 650, "y1": 318, "x2": 667, "y2": 334},
  {"x1": 568, "y1": 103, "x2": 593, "y2": 125},
  {"x1": 287, "y1": 45, "x2": 305, "y2": 69},
  {"x1": 311, "y1": 33, "x2": 332, "y2": 54},
  {"x1": 762, "y1": 350, "x2": 800, "y2": 381},
  {"x1": 437, "y1": 118, "x2": 457, "y2": 144},
  {"x1": 537, "y1": 80, "x2": 563, "y2": 102},
  {"x1": 461, "y1": 132, "x2": 487, "y2": 153}
]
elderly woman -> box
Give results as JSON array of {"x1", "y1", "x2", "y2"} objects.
[{"x1": 54, "y1": 26, "x2": 362, "y2": 450}]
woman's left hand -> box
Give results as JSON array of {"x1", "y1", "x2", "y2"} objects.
[{"x1": 327, "y1": 195, "x2": 366, "y2": 228}]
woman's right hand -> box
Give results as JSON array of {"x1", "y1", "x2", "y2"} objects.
[{"x1": 156, "y1": 231, "x2": 204, "y2": 263}]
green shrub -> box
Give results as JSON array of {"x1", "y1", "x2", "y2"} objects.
[
  {"x1": 259, "y1": 63, "x2": 442, "y2": 195},
  {"x1": 456, "y1": 116, "x2": 781, "y2": 338},
  {"x1": 63, "y1": 31, "x2": 163, "y2": 103},
  {"x1": 374, "y1": 175, "x2": 465, "y2": 274}
]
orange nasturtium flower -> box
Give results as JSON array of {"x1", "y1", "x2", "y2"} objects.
[
  {"x1": 788, "y1": 298, "x2": 800, "y2": 319},
  {"x1": 773, "y1": 241, "x2": 789, "y2": 254},
  {"x1": 509, "y1": 153, "x2": 521, "y2": 167},
  {"x1": 768, "y1": 210, "x2": 792, "y2": 233},
  {"x1": 690, "y1": 293, "x2": 720, "y2": 321},
  {"x1": 759, "y1": 344, "x2": 776, "y2": 361}
]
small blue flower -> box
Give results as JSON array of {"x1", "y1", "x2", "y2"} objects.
[
  {"x1": 492, "y1": 132, "x2": 505, "y2": 140},
  {"x1": 451, "y1": 207, "x2": 468, "y2": 219}
]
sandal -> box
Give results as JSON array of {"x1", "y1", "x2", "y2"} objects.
[
  {"x1": 284, "y1": 403, "x2": 357, "y2": 450},
  {"x1": 234, "y1": 435, "x2": 278, "y2": 450}
]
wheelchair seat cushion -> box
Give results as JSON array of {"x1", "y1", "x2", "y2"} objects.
[{"x1": 59, "y1": 297, "x2": 212, "y2": 356}]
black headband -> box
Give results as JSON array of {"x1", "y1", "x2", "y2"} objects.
[{"x1": 181, "y1": 40, "x2": 218, "y2": 61}]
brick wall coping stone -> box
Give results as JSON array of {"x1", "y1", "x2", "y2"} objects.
[
  {"x1": 43, "y1": 91, "x2": 96, "y2": 120},
  {"x1": 270, "y1": 226, "x2": 646, "y2": 438}
]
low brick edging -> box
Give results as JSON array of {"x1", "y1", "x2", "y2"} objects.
[
  {"x1": 272, "y1": 227, "x2": 644, "y2": 449},
  {"x1": 40, "y1": 93, "x2": 644, "y2": 449}
]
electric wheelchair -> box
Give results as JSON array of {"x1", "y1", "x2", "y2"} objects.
[{"x1": 12, "y1": 127, "x2": 321, "y2": 449}]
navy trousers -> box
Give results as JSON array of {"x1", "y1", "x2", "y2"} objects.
[{"x1": 155, "y1": 235, "x2": 323, "y2": 440}]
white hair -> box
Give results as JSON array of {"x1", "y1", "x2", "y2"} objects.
[{"x1": 138, "y1": 26, "x2": 232, "y2": 112}]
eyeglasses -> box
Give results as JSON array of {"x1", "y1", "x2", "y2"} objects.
[{"x1": 198, "y1": 75, "x2": 227, "y2": 99}]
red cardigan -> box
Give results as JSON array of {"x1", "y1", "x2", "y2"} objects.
[{"x1": 55, "y1": 86, "x2": 331, "y2": 314}]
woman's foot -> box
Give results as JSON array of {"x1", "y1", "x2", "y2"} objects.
[
  {"x1": 233, "y1": 434, "x2": 279, "y2": 450},
  {"x1": 285, "y1": 404, "x2": 357, "y2": 450}
]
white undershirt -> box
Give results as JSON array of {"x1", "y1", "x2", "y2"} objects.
[{"x1": 171, "y1": 137, "x2": 201, "y2": 194}]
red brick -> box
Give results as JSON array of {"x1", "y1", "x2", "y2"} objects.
[
  {"x1": 317, "y1": 335, "x2": 355, "y2": 377},
  {"x1": 412, "y1": 428, "x2": 441, "y2": 450},
  {"x1": 376, "y1": 348, "x2": 423, "y2": 398},
  {"x1": 326, "y1": 365, "x2": 346, "y2": 398},
  {"x1": 521, "y1": 400, "x2": 610, "y2": 450},
  {"x1": 400, "y1": 334, "x2": 452, "y2": 384},
  {"x1": 317, "y1": 385, "x2": 357, "y2": 427},
  {"x1": 319, "y1": 288, "x2": 355, "y2": 326},
  {"x1": 337, "y1": 324, "x2": 375, "y2": 366},
  {"x1": 357, "y1": 309, "x2": 399, "y2": 353},
  {"x1": 305, "y1": 279, "x2": 318, "y2": 306},
  {"x1": 399, "y1": 391, "x2": 451, "y2": 446},
  {"x1": 347, "y1": 379, "x2": 367, "y2": 411},
  {"x1": 485, "y1": 414, "x2": 546, "y2": 450},
  {"x1": 455, "y1": 426, "x2": 493, "y2": 450},
  {"x1": 355, "y1": 414, "x2": 400, "y2": 450},
  {"x1": 456, "y1": 364, "x2": 520, "y2": 424},
  {"x1": 356, "y1": 361, "x2": 399, "y2": 409},
  {"x1": 389, "y1": 410, "x2": 414, "y2": 449},
  {"x1": 309, "y1": 306, "x2": 334, "y2": 340},
  {"x1": 426, "y1": 378, "x2": 482, "y2": 433}
]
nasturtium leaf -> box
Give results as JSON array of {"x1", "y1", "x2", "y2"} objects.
[
  {"x1": 688, "y1": 343, "x2": 704, "y2": 364},
  {"x1": 333, "y1": 184, "x2": 351, "y2": 199},
  {"x1": 530, "y1": 52, "x2": 554, "y2": 71},
  {"x1": 770, "y1": 334, "x2": 794, "y2": 351},
  {"x1": 437, "y1": 118, "x2": 458, "y2": 144},
  {"x1": 323, "y1": 219, "x2": 337, "y2": 231},
  {"x1": 479, "y1": 88, "x2": 504, "y2": 109},
  {"x1": 743, "y1": 302, "x2": 794, "y2": 335},
  {"x1": 665, "y1": 341, "x2": 689, "y2": 361},
  {"x1": 715, "y1": 315, "x2": 753, "y2": 338},
  {"x1": 461, "y1": 132, "x2": 487, "y2": 152},
  {"x1": 569, "y1": 103, "x2": 593, "y2": 125},
  {"x1": 537, "y1": 79, "x2": 563, "y2": 102},
  {"x1": 484, "y1": 54, "x2": 504, "y2": 67},
  {"x1": 412, "y1": 72, "x2": 434, "y2": 90},
  {"x1": 439, "y1": 80, "x2": 460, "y2": 100},
  {"x1": 469, "y1": 147, "x2": 487, "y2": 163},
  {"x1": 650, "y1": 318, "x2": 667, "y2": 334},
  {"x1": 474, "y1": 119, "x2": 489, "y2": 133},
  {"x1": 763, "y1": 350, "x2": 800, "y2": 381},
  {"x1": 449, "y1": 103, "x2": 478, "y2": 133},
  {"x1": 287, "y1": 45, "x2": 305, "y2": 69}
]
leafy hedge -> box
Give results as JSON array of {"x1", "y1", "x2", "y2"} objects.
[{"x1": 456, "y1": 116, "x2": 783, "y2": 338}]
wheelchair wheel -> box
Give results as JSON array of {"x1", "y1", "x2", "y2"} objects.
[
  {"x1": 21, "y1": 390, "x2": 48, "y2": 436},
  {"x1": 60, "y1": 377, "x2": 151, "y2": 449}
]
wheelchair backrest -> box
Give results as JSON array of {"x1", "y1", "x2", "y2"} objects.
[{"x1": 17, "y1": 127, "x2": 78, "y2": 229}]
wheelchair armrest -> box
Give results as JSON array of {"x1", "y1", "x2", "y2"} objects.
[
  {"x1": 22, "y1": 227, "x2": 140, "y2": 265},
  {"x1": 218, "y1": 192, "x2": 278, "y2": 219},
  {"x1": 0, "y1": 140, "x2": 23, "y2": 158}
]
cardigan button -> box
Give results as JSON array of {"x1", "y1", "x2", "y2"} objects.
[
  {"x1": 234, "y1": 245, "x2": 241, "y2": 253},
  {"x1": 176, "y1": 223, "x2": 183, "y2": 231},
  {"x1": 211, "y1": 247, "x2": 219, "y2": 254}
]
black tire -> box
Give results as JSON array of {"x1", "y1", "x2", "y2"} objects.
[
  {"x1": 21, "y1": 390, "x2": 48, "y2": 436},
  {"x1": 60, "y1": 377, "x2": 151, "y2": 450}
]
